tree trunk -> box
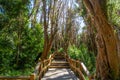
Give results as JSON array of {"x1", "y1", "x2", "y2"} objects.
[
  {"x1": 116, "y1": 31, "x2": 120, "y2": 67},
  {"x1": 83, "y1": 0, "x2": 120, "y2": 79},
  {"x1": 95, "y1": 34, "x2": 111, "y2": 79},
  {"x1": 40, "y1": 0, "x2": 60, "y2": 60},
  {"x1": 40, "y1": 0, "x2": 48, "y2": 60}
]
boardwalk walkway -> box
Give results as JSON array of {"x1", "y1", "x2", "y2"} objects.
[
  {"x1": 42, "y1": 68, "x2": 79, "y2": 80},
  {"x1": 42, "y1": 53, "x2": 79, "y2": 80}
]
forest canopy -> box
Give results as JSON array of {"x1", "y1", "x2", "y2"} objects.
[{"x1": 0, "y1": 0, "x2": 120, "y2": 80}]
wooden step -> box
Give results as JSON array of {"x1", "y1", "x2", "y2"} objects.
[
  {"x1": 49, "y1": 66, "x2": 70, "y2": 68},
  {"x1": 52, "y1": 59, "x2": 67, "y2": 62},
  {"x1": 52, "y1": 61, "x2": 68, "y2": 63},
  {"x1": 49, "y1": 53, "x2": 69, "y2": 68},
  {"x1": 51, "y1": 62, "x2": 69, "y2": 66},
  {"x1": 54, "y1": 58, "x2": 65, "y2": 61},
  {"x1": 54, "y1": 56, "x2": 64, "y2": 58},
  {"x1": 54, "y1": 58, "x2": 65, "y2": 60}
]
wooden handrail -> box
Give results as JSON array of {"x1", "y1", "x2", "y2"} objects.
[
  {"x1": 0, "y1": 76, "x2": 30, "y2": 80},
  {"x1": 32, "y1": 52, "x2": 56, "y2": 80},
  {"x1": 63, "y1": 53, "x2": 90, "y2": 80}
]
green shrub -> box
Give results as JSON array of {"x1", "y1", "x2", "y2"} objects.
[{"x1": 68, "y1": 44, "x2": 96, "y2": 73}]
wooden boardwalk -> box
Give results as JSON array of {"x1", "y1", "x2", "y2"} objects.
[
  {"x1": 37, "y1": 52, "x2": 90, "y2": 80},
  {"x1": 41, "y1": 53, "x2": 80, "y2": 80},
  {"x1": 42, "y1": 68, "x2": 79, "y2": 80}
]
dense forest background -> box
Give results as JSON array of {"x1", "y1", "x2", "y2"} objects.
[
  {"x1": 0, "y1": 0, "x2": 120, "y2": 79},
  {"x1": 0, "y1": 0, "x2": 44, "y2": 75}
]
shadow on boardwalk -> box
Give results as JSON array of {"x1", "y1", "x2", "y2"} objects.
[{"x1": 42, "y1": 68, "x2": 79, "y2": 80}]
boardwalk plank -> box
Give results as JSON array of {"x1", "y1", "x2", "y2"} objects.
[{"x1": 42, "y1": 68, "x2": 79, "y2": 80}]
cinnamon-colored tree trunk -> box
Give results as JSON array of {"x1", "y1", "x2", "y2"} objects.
[
  {"x1": 40, "y1": 0, "x2": 53, "y2": 60},
  {"x1": 40, "y1": 0, "x2": 62, "y2": 60},
  {"x1": 83, "y1": 0, "x2": 120, "y2": 79}
]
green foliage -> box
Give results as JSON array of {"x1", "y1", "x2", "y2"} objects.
[
  {"x1": 21, "y1": 24, "x2": 44, "y2": 67},
  {"x1": 58, "y1": 48, "x2": 64, "y2": 53},
  {"x1": 0, "y1": 24, "x2": 44, "y2": 76},
  {"x1": 79, "y1": 1, "x2": 87, "y2": 17},
  {"x1": 0, "y1": 0, "x2": 44, "y2": 76},
  {"x1": 68, "y1": 44, "x2": 96, "y2": 73},
  {"x1": 107, "y1": 0, "x2": 120, "y2": 27},
  {"x1": 0, "y1": 21, "x2": 43, "y2": 71},
  {"x1": 0, "y1": 0, "x2": 29, "y2": 18},
  {"x1": 0, "y1": 68, "x2": 34, "y2": 76}
]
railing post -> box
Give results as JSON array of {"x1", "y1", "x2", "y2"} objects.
[
  {"x1": 39, "y1": 64, "x2": 41, "y2": 74},
  {"x1": 30, "y1": 74, "x2": 35, "y2": 80},
  {"x1": 77, "y1": 68, "x2": 86, "y2": 80},
  {"x1": 39, "y1": 61, "x2": 43, "y2": 79},
  {"x1": 76, "y1": 60, "x2": 79, "y2": 76},
  {"x1": 73, "y1": 59, "x2": 77, "y2": 74},
  {"x1": 42, "y1": 60, "x2": 45, "y2": 77}
]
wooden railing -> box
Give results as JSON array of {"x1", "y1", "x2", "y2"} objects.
[
  {"x1": 0, "y1": 76, "x2": 32, "y2": 80},
  {"x1": 31, "y1": 52, "x2": 56, "y2": 80},
  {"x1": 64, "y1": 53, "x2": 90, "y2": 80}
]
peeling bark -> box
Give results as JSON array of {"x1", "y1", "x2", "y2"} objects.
[{"x1": 83, "y1": 0, "x2": 120, "y2": 79}]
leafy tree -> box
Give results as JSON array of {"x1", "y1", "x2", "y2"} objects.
[{"x1": 0, "y1": 0, "x2": 44, "y2": 76}]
